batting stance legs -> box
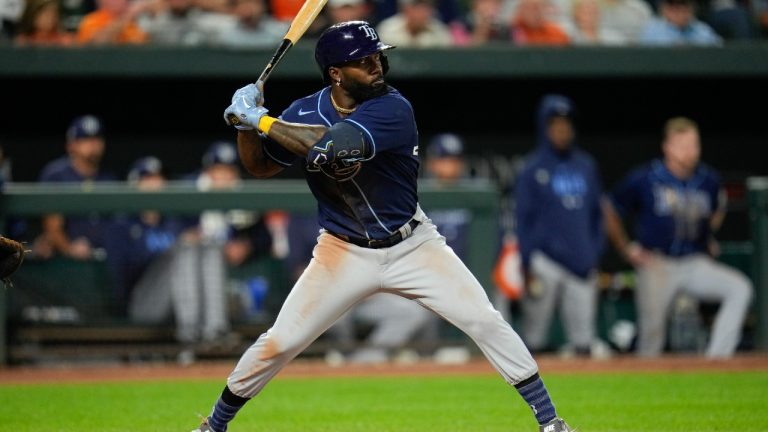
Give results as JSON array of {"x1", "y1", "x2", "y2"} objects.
[{"x1": 201, "y1": 219, "x2": 563, "y2": 431}]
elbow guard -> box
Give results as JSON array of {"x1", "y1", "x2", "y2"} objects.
[{"x1": 308, "y1": 121, "x2": 370, "y2": 167}]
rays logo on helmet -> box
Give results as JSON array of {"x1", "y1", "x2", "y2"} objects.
[{"x1": 358, "y1": 24, "x2": 378, "y2": 40}]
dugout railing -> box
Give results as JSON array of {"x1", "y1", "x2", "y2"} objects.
[{"x1": 0, "y1": 180, "x2": 500, "y2": 365}]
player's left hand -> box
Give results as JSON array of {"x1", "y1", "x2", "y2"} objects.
[
  {"x1": 224, "y1": 96, "x2": 269, "y2": 131},
  {"x1": 224, "y1": 82, "x2": 267, "y2": 130}
]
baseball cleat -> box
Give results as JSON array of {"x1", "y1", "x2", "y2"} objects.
[
  {"x1": 191, "y1": 415, "x2": 217, "y2": 432},
  {"x1": 539, "y1": 417, "x2": 575, "y2": 432}
]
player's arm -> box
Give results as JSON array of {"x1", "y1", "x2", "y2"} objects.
[
  {"x1": 224, "y1": 83, "x2": 330, "y2": 159},
  {"x1": 224, "y1": 84, "x2": 370, "y2": 165},
  {"x1": 40, "y1": 213, "x2": 92, "y2": 259},
  {"x1": 241, "y1": 113, "x2": 365, "y2": 164},
  {"x1": 264, "y1": 121, "x2": 328, "y2": 157},
  {"x1": 41, "y1": 214, "x2": 70, "y2": 254},
  {"x1": 707, "y1": 187, "x2": 728, "y2": 257},
  {"x1": 710, "y1": 187, "x2": 728, "y2": 232},
  {"x1": 602, "y1": 197, "x2": 650, "y2": 267},
  {"x1": 236, "y1": 130, "x2": 285, "y2": 179}
]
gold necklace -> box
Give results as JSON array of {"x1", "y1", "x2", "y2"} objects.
[{"x1": 330, "y1": 93, "x2": 357, "y2": 114}]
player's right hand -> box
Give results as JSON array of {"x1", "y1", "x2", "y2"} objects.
[{"x1": 230, "y1": 82, "x2": 264, "y2": 107}]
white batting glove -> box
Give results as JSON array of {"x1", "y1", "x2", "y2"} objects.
[{"x1": 224, "y1": 82, "x2": 267, "y2": 130}]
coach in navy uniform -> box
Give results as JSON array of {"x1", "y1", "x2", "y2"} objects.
[{"x1": 513, "y1": 94, "x2": 608, "y2": 357}]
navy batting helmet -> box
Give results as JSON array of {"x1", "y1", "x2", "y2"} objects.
[{"x1": 314, "y1": 21, "x2": 394, "y2": 82}]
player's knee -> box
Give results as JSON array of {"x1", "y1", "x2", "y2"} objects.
[
  {"x1": 732, "y1": 275, "x2": 753, "y2": 307},
  {"x1": 463, "y1": 310, "x2": 505, "y2": 340}
]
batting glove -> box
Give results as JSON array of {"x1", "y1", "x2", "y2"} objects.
[
  {"x1": 224, "y1": 82, "x2": 266, "y2": 130},
  {"x1": 231, "y1": 82, "x2": 264, "y2": 106}
]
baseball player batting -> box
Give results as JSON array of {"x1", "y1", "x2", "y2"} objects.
[{"x1": 192, "y1": 21, "x2": 574, "y2": 432}]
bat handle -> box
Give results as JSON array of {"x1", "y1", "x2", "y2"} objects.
[
  {"x1": 227, "y1": 113, "x2": 242, "y2": 125},
  {"x1": 228, "y1": 39, "x2": 291, "y2": 128}
]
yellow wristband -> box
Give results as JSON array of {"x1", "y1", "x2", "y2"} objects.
[{"x1": 258, "y1": 116, "x2": 277, "y2": 134}]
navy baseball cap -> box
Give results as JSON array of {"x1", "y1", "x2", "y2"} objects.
[
  {"x1": 66, "y1": 115, "x2": 104, "y2": 141},
  {"x1": 127, "y1": 156, "x2": 163, "y2": 182},
  {"x1": 202, "y1": 141, "x2": 238, "y2": 168},
  {"x1": 427, "y1": 133, "x2": 464, "y2": 158}
]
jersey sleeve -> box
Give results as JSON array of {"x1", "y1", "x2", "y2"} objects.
[
  {"x1": 705, "y1": 166, "x2": 726, "y2": 212},
  {"x1": 262, "y1": 137, "x2": 298, "y2": 167},
  {"x1": 343, "y1": 94, "x2": 416, "y2": 158},
  {"x1": 609, "y1": 167, "x2": 644, "y2": 216}
]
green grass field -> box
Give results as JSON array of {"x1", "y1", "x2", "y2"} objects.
[{"x1": 1, "y1": 371, "x2": 766, "y2": 431}]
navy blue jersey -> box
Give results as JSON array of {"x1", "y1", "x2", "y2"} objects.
[
  {"x1": 262, "y1": 86, "x2": 420, "y2": 240},
  {"x1": 428, "y1": 208, "x2": 471, "y2": 260},
  {"x1": 38, "y1": 156, "x2": 117, "y2": 248},
  {"x1": 105, "y1": 215, "x2": 186, "y2": 306},
  {"x1": 610, "y1": 159, "x2": 722, "y2": 257},
  {"x1": 514, "y1": 95, "x2": 605, "y2": 278}
]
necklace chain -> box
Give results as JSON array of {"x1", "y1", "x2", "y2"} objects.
[{"x1": 330, "y1": 93, "x2": 357, "y2": 114}]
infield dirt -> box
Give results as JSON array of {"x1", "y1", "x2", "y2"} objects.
[{"x1": 1, "y1": 353, "x2": 766, "y2": 385}]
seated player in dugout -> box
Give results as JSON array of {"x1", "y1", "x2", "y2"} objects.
[
  {"x1": 193, "y1": 21, "x2": 575, "y2": 432},
  {"x1": 603, "y1": 116, "x2": 752, "y2": 358},
  {"x1": 35, "y1": 115, "x2": 117, "y2": 261}
]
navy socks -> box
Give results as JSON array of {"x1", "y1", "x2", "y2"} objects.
[
  {"x1": 515, "y1": 373, "x2": 557, "y2": 425},
  {"x1": 207, "y1": 386, "x2": 250, "y2": 432}
]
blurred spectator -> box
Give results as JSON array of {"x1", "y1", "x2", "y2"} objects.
[
  {"x1": 268, "y1": 0, "x2": 328, "y2": 36},
  {"x1": 58, "y1": 0, "x2": 94, "y2": 31},
  {"x1": 513, "y1": 95, "x2": 609, "y2": 358},
  {"x1": 195, "y1": 0, "x2": 231, "y2": 12},
  {"x1": 600, "y1": 0, "x2": 652, "y2": 43},
  {"x1": 376, "y1": 0, "x2": 453, "y2": 47},
  {"x1": 454, "y1": 0, "x2": 509, "y2": 45},
  {"x1": 77, "y1": 0, "x2": 152, "y2": 44},
  {"x1": 139, "y1": 0, "x2": 236, "y2": 46},
  {"x1": 14, "y1": 0, "x2": 76, "y2": 45},
  {"x1": 754, "y1": 0, "x2": 768, "y2": 37},
  {"x1": 569, "y1": 0, "x2": 626, "y2": 44},
  {"x1": 639, "y1": 0, "x2": 722, "y2": 45},
  {"x1": 35, "y1": 115, "x2": 117, "y2": 260},
  {"x1": 603, "y1": 117, "x2": 752, "y2": 358},
  {"x1": 373, "y1": 0, "x2": 463, "y2": 27},
  {"x1": 706, "y1": 0, "x2": 752, "y2": 40},
  {"x1": 268, "y1": 0, "x2": 300, "y2": 20},
  {"x1": 327, "y1": 0, "x2": 373, "y2": 24},
  {"x1": 509, "y1": 0, "x2": 570, "y2": 45},
  {"x1": 0, "y1": 0, "x2": 25, "y2": 40},
  {"x1": 217, "y1": 0, "x2": 287, "y2": 48}
]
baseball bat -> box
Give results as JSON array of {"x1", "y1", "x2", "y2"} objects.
[{"x1": 228, "y1": 0, "x2": 329, "y2": 125}]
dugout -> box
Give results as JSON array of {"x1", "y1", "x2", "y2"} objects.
[{"x1": 1, "y1": 44, "x2": 767, "y2": 364}]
